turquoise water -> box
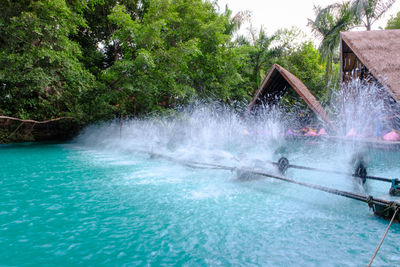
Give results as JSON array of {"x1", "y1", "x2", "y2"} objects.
[{"x1": 1, "y1": 139, "x2": 400, "y2": 266}]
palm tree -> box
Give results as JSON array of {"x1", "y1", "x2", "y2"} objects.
[
  {"x1": 222, "y1": 6, "x2": 251, "y2": 35},
  {"x1": 247, "y1": 27, "x2": 280, "y2": 88},
  {"x1": 351, "y1": 0, "x2": 395, "y2": 30},
  {"x1": 308, "y1": 2, "x2": 355, "y2": 81}
]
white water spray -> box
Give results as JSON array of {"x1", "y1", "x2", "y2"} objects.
[
  {"x1": 75, "y1": 103, "x2": 287, "y2": 169},
  {"x1": 74, "y1": 79, "x2": 400, "y2": 196}
]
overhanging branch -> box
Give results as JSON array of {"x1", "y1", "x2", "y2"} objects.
[{"x1": 0, "y1": 116, "x2": 74, "y2": 124}]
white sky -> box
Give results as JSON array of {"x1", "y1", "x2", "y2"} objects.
[{"x1": 217, "y1": 0, "x2": 400, "y2": 39}]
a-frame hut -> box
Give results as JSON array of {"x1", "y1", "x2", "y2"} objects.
[
  {"x1": 341, "y1": 30, "x2": 400, "y2": 130},
  {"x1": 248, "y1": 64, "x2": 330, "y2": 124},
  {"x1": 341, "y1": 29, "x2": 400, "y2": 102}
]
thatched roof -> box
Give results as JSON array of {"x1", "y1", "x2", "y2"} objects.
[
  {"x1": 341, "y1": 30, "x2": 400, "y2": 102},
  {"x1": 248, "y1": 64, "x2": 330, "y2": 123}
]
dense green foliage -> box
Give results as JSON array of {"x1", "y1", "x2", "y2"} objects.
[
  {"x1": 103, "y1": 0, "x2": 246, "y2": 114},
  {"x1": 0, "y1": 0, "x2": 324, "y2": 123},
  {"x1": 1, "y1": 0, "x2": 394, "y2": 142},
  {"x1": 0, "y1": 0, "x2": 95, "y2": 120}
]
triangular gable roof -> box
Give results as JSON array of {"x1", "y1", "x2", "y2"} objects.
[
  {"x1": 341, "y1": 30, "x2": 400, "y2": 102},
  {"x1": 248, "y1": 64, "x2": 330, "y2": 124}
]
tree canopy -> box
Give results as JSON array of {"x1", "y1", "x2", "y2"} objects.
[
  {"x1": 0, "y1": 0, "x2": 95, "y2": 120},
  {"x1": 0, "y1": 0, "x2": 396, "y2": 142},
  {"x1": 386, "y1": 11, "x2": 400, "y2": 29}
]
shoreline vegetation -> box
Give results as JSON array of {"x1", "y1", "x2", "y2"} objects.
[
  {"x1": 0, "y1": 0, "x2": 398, "y2": 143},
  {"x1": 0, "y1": 116, "x2": 77, "y2": 143}
]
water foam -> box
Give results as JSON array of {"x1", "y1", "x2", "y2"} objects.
[
  {"x1": 75, "y1": 103, "x2": 287, "y2": 167},
  {"x1": 73, "y1": 80, "x2": 400, "y2": 197}
]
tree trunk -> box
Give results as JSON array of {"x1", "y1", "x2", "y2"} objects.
[{"x1": 366, "y1": 17, "x2": 372, "y2": 31}]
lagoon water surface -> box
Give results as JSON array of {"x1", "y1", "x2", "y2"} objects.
[{"x1": 1, "y1": 114, "x2": 400, "y2": 265}]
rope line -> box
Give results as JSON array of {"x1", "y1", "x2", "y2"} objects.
[{"x1": 367, "y1": 208, "x2": 399, "y2": 267}]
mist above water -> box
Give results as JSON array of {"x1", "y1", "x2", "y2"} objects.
[
  {"x1": 329, "y1": 78, "x2": 399, "y2": 138},
  {"x1": 76, "y1": 103, "x2": 288, "y2": 168},
  {"x1": 75, "y1": 78, "x2": 399, "y2": 186}
]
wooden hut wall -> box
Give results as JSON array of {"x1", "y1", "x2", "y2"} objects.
[
  {"x1": 253, "y1": 69, "x2": 290, "y2": 107},
  {"x1": 249, "y1": 64, "x2": 330, "y2": 124},
  {"x1": 340, "y1": 30, "x2": 400, "y2": 103},
  {"x1": 341, "y1": 40, "x2": 374, "y2": 83}
]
